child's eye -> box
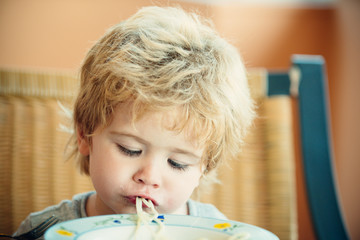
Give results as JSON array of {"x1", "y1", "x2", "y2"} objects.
[
  {"x1": 168, "y1": 159, "x2": 188, "y2": 171},
  {"x1": 117, "y1": 144, "x2": 142, "y2": 157}
]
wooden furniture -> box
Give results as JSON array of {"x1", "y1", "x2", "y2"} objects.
[{"x1": 291, "y1": 55, "x2": 349, "y2": 240}]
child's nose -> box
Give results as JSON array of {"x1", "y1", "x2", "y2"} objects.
[{"x1": 133, "y1": 161, "x2": 161, "y2": 188}]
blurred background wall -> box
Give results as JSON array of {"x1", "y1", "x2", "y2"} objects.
[{"x1": 0, "y1": 0, "x2": 359, "y2": 239}]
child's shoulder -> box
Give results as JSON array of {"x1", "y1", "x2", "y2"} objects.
[
  {"x1": 13, "y1": 191, "x2": 94, "y2": 236},
  {"x1": 33, "y1": 191, "x2": 93, "y2": 220},
  {"x1": 187, "y1": 199, "x2": 227, "y2": 220}
]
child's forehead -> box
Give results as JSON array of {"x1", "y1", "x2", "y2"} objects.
[
  {"x1": 115, "y1": 102, "x2": 183, "y2": 127},
  {"x1": 113, "y1": 102, "x2": 204, "y2": 145}
]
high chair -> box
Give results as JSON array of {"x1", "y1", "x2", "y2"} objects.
[
  {"x1": 0, "y1": 55, "x2": 349, "y2": 240},
  {"x1": 201, "y1": 54, "x2": 349, "y2": 240}
]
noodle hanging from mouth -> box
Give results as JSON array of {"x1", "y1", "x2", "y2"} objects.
[
  {"x1": 134, "y1": 197, "x2": 250, "y2": 240},
  {"x1": 135, "y1": 197, "x2": 165, "y2": 239}
]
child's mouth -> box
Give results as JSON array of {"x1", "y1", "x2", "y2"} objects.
[{"x1": 127, "y1": 196, "x2": 157, "y2": 207}]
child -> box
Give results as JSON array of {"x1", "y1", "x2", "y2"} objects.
[{"x1": 14, "y1": 6, "x2": 255, "y2": 237}]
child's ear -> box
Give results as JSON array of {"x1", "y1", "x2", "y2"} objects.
[{"x1": 77, "y1": 128, "x2": 90, "y2": 156}]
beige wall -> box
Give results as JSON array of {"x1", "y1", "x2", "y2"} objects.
[
  {"x1": 332, "y1": 3, "x2": 360, "y2": 240},
  {"x1": 0, "y1": 0, "x2": 359, "y2": 239}
]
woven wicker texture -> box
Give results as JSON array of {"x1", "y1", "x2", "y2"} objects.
[
  {"x1": 0, "y1": 96, "x2": 14, "y2": 232},
  {"x1": 0, "y1": 68, "x2": 297, "y2": 240},
  {"x1": 199, "y1": 70, "x2": 298, "y2": 240},
  {"x1": 0, "y1": 69, "x2": 94, "y2": 234}
]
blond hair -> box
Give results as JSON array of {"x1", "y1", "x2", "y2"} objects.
[{"x1": 72, "y1": 6, "x2": 254, "y2": 185}]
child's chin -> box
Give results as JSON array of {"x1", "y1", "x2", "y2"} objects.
[{"x1": 112, "y1": 206, "x2": 138, "y2": 215}]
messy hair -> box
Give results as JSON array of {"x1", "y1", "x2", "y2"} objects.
[{"x1": 71, "y1": 6, "x2": 255, "y2": 185}]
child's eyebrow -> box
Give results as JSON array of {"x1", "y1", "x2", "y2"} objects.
[
  {"x1": 110, "y1": 131, "x2": 149, "y2": 145},
  {"x1": 171, "y1": 147, "x2": 202, "y2": 161}
]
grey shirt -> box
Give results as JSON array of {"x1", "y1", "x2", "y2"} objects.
[{"x1": 14, "y1": 191, "x2": 227, "y2": 239}]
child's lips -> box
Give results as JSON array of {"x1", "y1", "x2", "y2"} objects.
[{"x1": 127, "y1": 195, "x2": 158, "y2": 207}]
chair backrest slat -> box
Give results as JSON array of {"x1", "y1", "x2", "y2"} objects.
[{"x1": 292, "y1": 55, "x2": 349, "y2": 240}]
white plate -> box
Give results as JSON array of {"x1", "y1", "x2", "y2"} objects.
[{"x1": 44, "y1": 214, "x2": 279, "y2": 240}]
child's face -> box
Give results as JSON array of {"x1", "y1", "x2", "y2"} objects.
[{"x1": 79, "y1": 104, "x2": 204, "y2": 215}]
